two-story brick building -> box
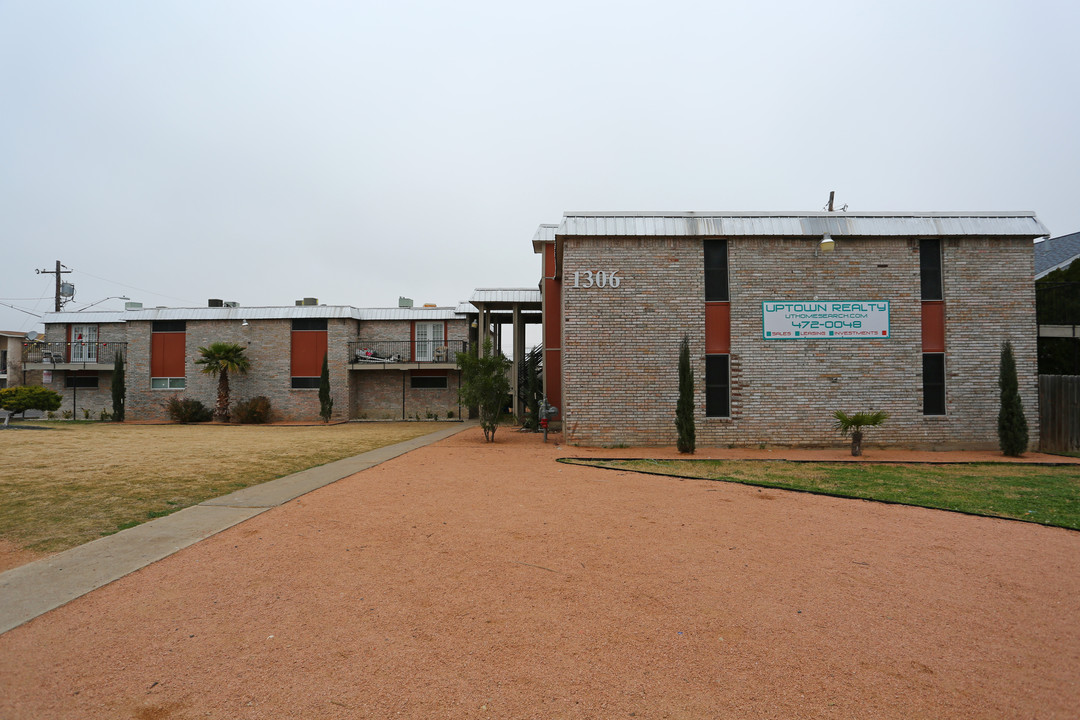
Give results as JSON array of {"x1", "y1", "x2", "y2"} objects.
[
  {"x1": 21, "y1": 301, "x2": 473, "y2": 422},
  {"x1": 535, "y1": 211, "x2": 1049, "y2": 449}
]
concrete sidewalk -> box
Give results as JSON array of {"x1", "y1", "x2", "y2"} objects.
[{"x1": 0, "y1": 421, "x2": 476, "y2": 635}]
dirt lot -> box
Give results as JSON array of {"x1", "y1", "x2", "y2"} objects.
[{"x1": 1, "y1": 428, "x2": 1078, "y2": 719}]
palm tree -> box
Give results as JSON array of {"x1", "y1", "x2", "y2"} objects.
[
  {"x1": 832, "y1": 410, "x2": 889, "y2": 456},
  {"x1": 196, "y1": 342, "x2": 251, "y2": 422}
]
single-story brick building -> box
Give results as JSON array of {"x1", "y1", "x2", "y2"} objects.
[{"x1": 534, "y1": 211, "x2": 1049, "y2": 449}]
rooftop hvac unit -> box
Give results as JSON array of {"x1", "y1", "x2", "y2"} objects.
[
  {"x1": 296, "y1": 297, "x2": 318, "y2": 306},
  {"x1": 208, "y1": 299, "x2": 224, "y2": 307},
  {"x1": 125, "y1": 302, "x2": 143, "y2": 310},
  {"x1": 399, "y1": 296, "x2": 413, "y2": 308},
  {"x1": 223, "y1": 301, "x2": 239, "y2": 308}
]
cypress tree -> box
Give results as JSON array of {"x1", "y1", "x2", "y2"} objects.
[
  {"x1": 319, "y1": 352, "x2": 333, "y2": 422},
  {"x1": 675, "y1": 335, "x2": 696, "y2": 454},
  {"x1": 111, "y1": 350, "x2": 126, "y2": 422},
  {"x1": 998, "y1": 340, "x2": 1029, "y2": 456}
]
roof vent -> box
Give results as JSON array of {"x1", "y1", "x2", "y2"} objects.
[
  {"x1": 423, "y1": 303, "x2": 437, "y2": 308},
  {"x1": 208, "y1": 298, "x2": 224, "y2": 307},
  {"x1": 125, "y1": 302, "x2": 143, "y2": 311}
]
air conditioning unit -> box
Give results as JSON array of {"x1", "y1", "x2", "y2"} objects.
[{"x1": 223, "y1": 301, "x2": 239, "y2": 308}]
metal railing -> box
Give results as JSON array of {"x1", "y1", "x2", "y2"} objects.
[
  {"x1": 349, "y1": 340, "x2": 468, "y2": 365},
  {"x1": 22, "y1": 341, "x2": 127, "y2": 364},
  {"x1": 1037, "y1": 282, "x2": 1080, "y2": 326}
]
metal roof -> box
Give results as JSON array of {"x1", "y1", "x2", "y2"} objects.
[
  {"x1": 1035, "y1": 231, "x2": 1080, "y2": 278},
  {"x1": 532, "y1": 223, "x2": 558, "y2": 253},
  {"x1": 354, "y1": 307, "x2": 462, "y2": 321},
  {"x1": 42, "y1": 304, "x2": 468, "y2": 325},
  {"x1": 557, "y1": 211, "x2": 1050, "y2": 239},
  {"x1": 456, "y1": 301, "x2": 478, "y2": 315},
  {"x1": 469, "y1": 288, "x2": 542, "y2": 304}
]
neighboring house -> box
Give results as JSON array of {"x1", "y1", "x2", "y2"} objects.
[
  {"x1": 534, "y1": 210, "x2": 1049, "y2": 449},
  {"x1": 1034, "y1": 231, "x2": 1080, "y2": 377},
  {"x1": 1034, "y1": 231, "x2": 1080, "y2": 279},
  {"x1": 0, "y1": 330, "x2": 26, "y2": 389},
  {"x1": 26, "y1": 301, "x2": 478, "y2": 422}
]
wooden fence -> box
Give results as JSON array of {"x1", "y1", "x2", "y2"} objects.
[{"x1": 1039, "y1": 375, "x2": 1080, "y2": 454}]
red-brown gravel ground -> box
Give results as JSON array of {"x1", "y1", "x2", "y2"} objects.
[{"x1": 1, "y1": 428, "x2": 1078, "y2": 719}]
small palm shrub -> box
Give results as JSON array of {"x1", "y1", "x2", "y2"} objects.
[
  {"x1": 233, "y1": 396, "x2": 273, "y2": 424},
  {"x1": 832, "y1": 410, "x2": 889, "y2": 456},
  {"x1": 165, "y1": 396, "x2": 213, "y2": 423}
]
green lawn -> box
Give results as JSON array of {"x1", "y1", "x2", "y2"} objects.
[{"x1": 561, "y1": 458, "x2": 1080, "y2": 530}]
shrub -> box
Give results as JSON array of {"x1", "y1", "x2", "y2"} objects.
[
  {"x1": 111, "y1": 350, "x2": 126, "y2": 421},
  {"x1": 675, "y1": 335, "x2": 696, "y2": 454},
  {"x1": 164, "y1": 395, "x2": 213, "y2": 423},
  {"x1": 0, "y1": 385, "x2": 62, "y2": 416},
  {"x1": 99, "y1": 409, "x2": 112, "y2": 422},
  {"x1": 233, "y1": 396, "x2": 273, "y2": 424},
  {"x1": 318, "y1": 352, "x2": 333, "y2": 422},
  {"x1": 832, "y1": 410, "x2": 889, "y2": 456},
  {"x1": 998, "y1": 340, "x2": 1029, "y2": 456}
]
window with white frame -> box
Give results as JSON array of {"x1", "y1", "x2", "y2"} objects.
[
  {"x1": 71, "y1": 324, "x2": 99, "y2": 362},
  {"x1": 415, "y1": 321, "x2": 445, "y2": 362}
]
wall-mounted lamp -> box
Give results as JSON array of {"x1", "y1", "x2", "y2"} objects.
[
  {"x1": 241, "y1": 319, "x2": 249, "y2": 327},
  {"x1": 819, "y1": 234, "x2": 835, "y2": 254},
  {"x1": 471, "y1": 320, "x2": 478, "y2": 329}
]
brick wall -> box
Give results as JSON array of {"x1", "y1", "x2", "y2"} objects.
[
  {"x1": 561, "y1": 236, "x2": 1039, "y2": 449},
  {"x1": 352, "y1": 370, "x2": 463, "y2": 420},
  {"x1": 127, "y1": 318, "x2": 357, "y2": 422}
]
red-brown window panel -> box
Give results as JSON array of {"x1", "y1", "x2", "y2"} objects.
[
  {"x1": 921, "y1": 301, "x2": 945, "y2": 353},
  {"x1": 705, "y1": 302, "x2": 731, "y2": 354},
  {"x1": 151, "y1": 333, "x2": 186, "y2": 377},
  {"x1": 291, "y1": 331, "x2": 327, "y2": 377}
]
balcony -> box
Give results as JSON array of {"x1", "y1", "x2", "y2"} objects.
[
  {"x1": 349, "y1": 340, "x2": 468, "y2": 369},
  {"x1": 23, "y1": 342, "x2": 127, "y2": 370}
]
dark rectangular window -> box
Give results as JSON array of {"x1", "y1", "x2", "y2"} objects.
[
  {"x1": 291, "y1": 377, "x2": 320, "y2": 389},
  {"x1": 411, "y1": 375, "x2": 448, "y2": 389},
  {"x1": 704, "y1": 239, "x2": 729, "y2": 301},
  {"x1": 66, "y1": 373, "x2": 100, "y2": 388},
  {"x1": 152, "y1": 320, "x2": 186, "y2": 333},
  {"x1": 923, "y1": 353, "x2": 946, "y2": 415},
  {"x1": 293, "y1": 318, "x2": 328, "y2": 331},
  {"x1": 920, "y1": 239, "x2": 942, "y2": 301},
  {"x1": 706, "y1": 355, "x2": 730, "y2": 417}
]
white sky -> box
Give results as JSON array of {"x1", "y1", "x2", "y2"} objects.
[{"x1": 2, "y1": 0, "x2": 1078, "y2": 335}]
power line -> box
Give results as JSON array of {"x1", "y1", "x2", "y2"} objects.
[
  {"x1": 69, "y1": 266, "x2": 197, "y2": 304},
  {"x1": 0, "y1": 301, "x2": 43, "y2": 318}
]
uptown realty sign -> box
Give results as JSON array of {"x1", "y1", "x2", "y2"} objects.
[{"x1": 762, "y1": 301, "x2": 890, "y2": 339}]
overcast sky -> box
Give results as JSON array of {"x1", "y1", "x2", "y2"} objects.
[{"x1": 2, "y1": 0, "x2": 1078, "y2": 334}]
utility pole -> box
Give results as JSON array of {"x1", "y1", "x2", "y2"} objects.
[{"x1": 36, "y1": 261, "x2": 72, "y2": 311}]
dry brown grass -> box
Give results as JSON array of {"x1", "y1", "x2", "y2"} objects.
[{"x1": 0, "y1": 421, "x2": 446, "y2": 555}]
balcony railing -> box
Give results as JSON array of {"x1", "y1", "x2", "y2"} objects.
[
  {"x1": 349, "y1": 340, "x2": 468, "y2": 365},
  {"x1": 23, "y1": 341, "x2": 128, "y2": 365}
]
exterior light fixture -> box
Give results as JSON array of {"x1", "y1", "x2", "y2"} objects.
[
  {"x1": 241, "y1": 319, "x2": 249, "y2": 327},
  {"x1": 819, "y1": 234, "x2": 835, "y2": 253}
]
